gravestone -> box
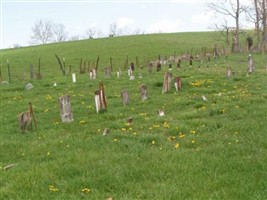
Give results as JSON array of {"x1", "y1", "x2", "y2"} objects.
[
  {"x1": 162, "y1": 72, "x2": 172, "y2": 94},
  {"x1": 247, "y1": 54, "x2": 255, "y2": 74},
  {"x1": 174, "y1": 77, "x2": 182, "y2": 91},
  {"x1": 140, "y1": 84, "x2": 148, "y2": 100},
  {"x1": 104, "y1": 67, "x2": 111, "y2": 77},
  {"x1": 94, "y1": 83, "x2": 107, "y2": 113},
  {"x1": 121, "y1": 89, "x2": 129, "y2": 106},
  {"x1": 59, "y1": 95, "x2": 74, "y2": 122}
]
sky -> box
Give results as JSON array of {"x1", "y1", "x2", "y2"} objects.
[{"x1": 0, "y1": 0, "x2": 253, "y2": 49}]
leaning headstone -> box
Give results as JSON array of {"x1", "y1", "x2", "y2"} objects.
[
  {"x1": 58, "y1": 95, "x2": 74, "y2": 122},
  {"x1": 25, "y1": 83, "x2": 34, "y2": 90},
  {"x1": 140, "y1": 84, "x2": 148, "y2": 100},
  {"x1": 121, "y1": 89, "x2": 129, "y2": 106}
]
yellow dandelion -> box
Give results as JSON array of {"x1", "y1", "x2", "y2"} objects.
[
  {"x1": 47, "y1": 152, "x2": 50, "y2": 155},
  {"x1": 190, "y1": 130, "x2": 196, "y2": 134},
  {"x1": 152, "y1": 140, "x2": 156, "y2": 145},
  {"x1": 179, "y1": 133, "x2": 185, "y2": 138},
  {"x1": 174, "y1": 143, "x2": 180, "y2": 149},
  {"x1": 79, "y1": 120, "x2": 86, "y2": 124},
  {"x1": 113, "y1": 138, "x2": 118, "y2": 142},
  {"x1": 192, "y1": 140, "x2": 196, "y2": 144},
  {"x1": 49, "y1": 185, "x2": 59, "y2": 192},
  {"x1": 121, "y1": 128, "x2": 126, "y2": 131},
  {"x1": 81, "y1": 188, "x2": 91, "y2": 193},
  {"x1": 46, "y1": 95, "x2": 52, "y2": 100}
]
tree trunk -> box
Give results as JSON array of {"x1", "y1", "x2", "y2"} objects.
[{"x1": 262, "y1": 0, "x2": 267, "y2": 52}]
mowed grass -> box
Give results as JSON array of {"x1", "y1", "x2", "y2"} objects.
[{"x1": 1, "y1": 32, "x2": 267, "y2": 199}]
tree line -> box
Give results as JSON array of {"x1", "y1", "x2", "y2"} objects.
[
  {"x1": 29, "y1": 20, "x2": 144, "y2": 46},
  {"x1": 207, "y1": 0, "x2": 267, "y2": 52},
  {"x1": 27, "y1": 0, "x2": 266, "y2": 53}
]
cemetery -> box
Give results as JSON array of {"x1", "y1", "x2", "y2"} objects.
[{"x1": 0, "y1": 32, "x2": 267, "y2": 199}]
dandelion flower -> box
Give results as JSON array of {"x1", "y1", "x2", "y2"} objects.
[
  {"x1": 81, "y1": 188, "x2": 91, "y2": 193},
  {"x1": 174, "y1": 143, "x2": 180, "y2": 149},
  {"x1": 152, "y1": 140, "x2": 156, "y2": 145},
  {"x1": 79, "y1": 120, "x2": 86, "y2": 124}
]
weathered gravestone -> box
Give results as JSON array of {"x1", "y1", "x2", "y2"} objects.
[
  {"x1": 174, "y1": 77, "x2": 182, "y2": 91},
  {"x1": 247, "y1": 54, "x2": 255, "y2": 74},
  {"x1": 94, "y1": 83, "x2": 107, "y2": 113},
  {"x1": 104, "y1": 67, "x2": 111, "y2": 78},
  {"x1": 121, "y1": 89, "x2": 130, "y2": 106},
  {"x1": 89, "y1": 68, "x2": 97, "y2": 79},
  {"x1": 148, "y1": 62, "x2": 153, "y2": 73},
  {"x1": 226, "y1": 67, "x2": 234, "y2": 79},
  {"x1": 162, "y1": 72, "x2": 172, "y2": 94},
  {"x1": 140, "y1": 84, "x2": 148, "y2": 100},
  {"x1": 59, "y1": 95, "x2": 74, "y2": 122}
]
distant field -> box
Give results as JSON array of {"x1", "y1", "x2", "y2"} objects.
[{"x1": 1, "y1": 32, "x2": 267, "y2": 199}]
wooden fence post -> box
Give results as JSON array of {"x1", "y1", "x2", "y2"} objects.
[
  {"x1": 30, "y1": 64, "x2": 34, "y2": 80},
  {"x1": 7, "y1": 59, "x2": 11, "y2": 83},
  {"x1": 37, "y1": 58, "x2": 42, "y2": 80}
]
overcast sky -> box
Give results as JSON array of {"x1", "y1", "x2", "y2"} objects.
[{"x1": 0, "y1": 0, "x2": 253, "y2": 49}]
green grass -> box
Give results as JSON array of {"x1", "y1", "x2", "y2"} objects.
[{"x1": 1, "y1": 32, "x2": 267, "y2": 199}]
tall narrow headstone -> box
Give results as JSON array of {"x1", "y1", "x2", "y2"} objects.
[{"x1": 162, "y1": 72, "x2": 172, "y2": 94}]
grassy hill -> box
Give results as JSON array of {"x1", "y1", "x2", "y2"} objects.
[{"x1": 1, "y1": 32, "x2": 267, "y2": 199}]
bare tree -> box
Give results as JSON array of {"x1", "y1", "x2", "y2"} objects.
[
  {"x1": 262, "y1": 0, "x2": 267, "y2": 51},
  {"x1": 109, "y1": 22, "x2": 118, "y2": 36},
  {"x1": 207, "y1": 0, "x2": 248, "y2": 52},
  {"x1": 85, "y1": 27, "x2": 96, "y2": 39},
  {"x1": 53, "y1": 23, "x2": 68, "y2": 42},
  {"x1": 31, "y1": 19, "x2": 54, "y2": 44},
  {"x1": 245, "y1": 0, "x2": 267, "y2": 51}
]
